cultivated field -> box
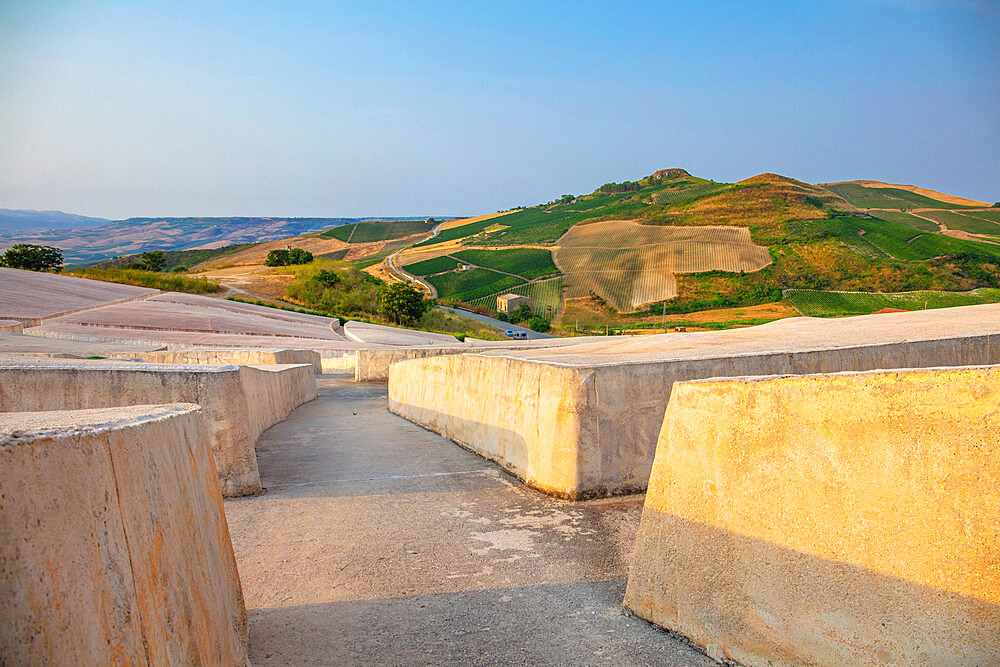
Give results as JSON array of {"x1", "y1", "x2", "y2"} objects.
[
  {"x1": 785, "y1": 288, "x2": 1000, "y2": 317},
  {"x1": 555, "y1": 221, "x2": 772, "y2": 311},
  {"x1": 823, "y1": 183, "x2": 977, "y2": 210},
  {"x1": 915, "y1": 210, "x2": 1000, "y2": 237},
  {"x1": 321, "y1": 220, "x2": 435, "y2": 243},
  {"x1": 467, "y1": 277, "x2": 564, "y2": 316},
  {"x1": 450, "y1": 248, "x2": 558, "y2": 279},
  {"x1": 426, "y1": 267, "x2": 524, "y2": 302}
]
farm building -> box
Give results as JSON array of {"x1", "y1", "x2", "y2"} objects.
[{"x1": 497, "y1": 293, "x2": 533, "y2": 314}]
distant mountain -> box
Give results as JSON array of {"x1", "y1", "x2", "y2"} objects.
[
  {"x1": 0, "y1": 215, "x2": 441, "y2": 265},
  {"x1": 0, "y1": 209, "x2": 110, "y2": 232}
]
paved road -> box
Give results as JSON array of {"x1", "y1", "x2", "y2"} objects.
[
  {"x1": 439, "y1": 305, "x2": 554, "y2": 340},
  {"x1": 224, "y1": 376, "x2": 712, "y2": 666}
]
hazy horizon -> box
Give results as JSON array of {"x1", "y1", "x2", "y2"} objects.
[{"x1": 1, "y1": 1, "x2": 997, "y2": 219}]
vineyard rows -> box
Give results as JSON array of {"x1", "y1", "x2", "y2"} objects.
[
  {"x1": 555, "y1": 220, "x2": 771, "y2": 311},
  {"x1": 784, "y1": 288, "x2": 1000, "y2": 317},
  {"x1": 466, "y1": 277, "x2": 564, "y2": 315}
]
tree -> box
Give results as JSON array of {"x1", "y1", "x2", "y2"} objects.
[
  {"x1": 139, "y1": 251, "x2": 165, "y2": 272},
  {"x1": 172, "y1": 265, "x2": 188, "y2": 273},
  {"x1": 528, "y1": 316, "x2": 550, "y2": 333},
  {"x1": 265, "y1": 249, "x2": 290, "y2": 266},
  {"x1": 0, "y1": 244, "x2": 63, "y2": 272},
  {"x1": 377, "y1": 282, "x2": 428, "y2": 324},
  {"x1": 509, "y1": 302, "x2": 532, "y2": 323},
  {"x1": 288, "y1": 248, "x2": 313, "y2": 265}
]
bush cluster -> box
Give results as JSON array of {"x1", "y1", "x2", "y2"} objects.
[{"x1": 265, "y1": 248, "x2": 314, "y2": 267}]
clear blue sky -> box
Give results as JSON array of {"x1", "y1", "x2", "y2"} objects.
[{"x1": 1, "y1": 1, "x2": 997, "y2": 218}]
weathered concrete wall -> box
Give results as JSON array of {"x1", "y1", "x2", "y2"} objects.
[
  {"x1": 322, "y1": 352, "x2": 357, "y2": 373},
  {"x1": 624, "y1": 366, "x2": 1000, "y2": 666},
  {"x1": 357, "y1": 347, "x2": 473, "y2": 381},
  {"x1": 390, "y1": 308, "x2": 1000, "y2": 498},
  {"x1": 0, "y1": 320, "x2": 23, "y2": 333},
  {"x1": 0, "y1": 359, "x2": 316, "y2": 496},
  {"x1": 0, "y1": 404, "x2": 249, "y2": 665},
  {"x1": 111, "y1": 346, "x2": 322, "y2": 372}
]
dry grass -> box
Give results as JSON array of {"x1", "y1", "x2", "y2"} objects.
[
  {"x1": 554, "y1": 220, "x2": 771, "y2": 311},
  {"x1": 438, "y1": 210, "x2": 513, "y2": 231},
  {"x1": 665, "y1": 174, "x2": 854, "y2": 243}
]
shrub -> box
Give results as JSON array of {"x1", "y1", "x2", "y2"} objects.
[
  {"x1": 0, "y1": 244, "x2": 63, "y2": 271},
  {"x1": 172, "y1": 265, "x2": 188, "y2": 273},
  {"x1": 288, "y1": 248, "x2": 314, "y2": 264},
  {"x1": 265, "y1": 249, "x2": 291, "y2": 266},
  {"x1": 527, "y1": 316, "x2": 550, "y2": 332},
  {"x1": 377, "y1": 282, "x2": 429, "y2": 324}
]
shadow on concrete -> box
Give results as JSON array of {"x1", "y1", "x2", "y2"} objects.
[
  {"x1": 626, "y1": 511, "x2": 1000, "y2": 665},
  {"x1": 248, "y1": 580, "x2": 713, "y2": 666}
]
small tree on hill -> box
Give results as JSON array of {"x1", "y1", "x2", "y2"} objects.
[
  {"x1": 377, "y1": 282, "x2": 428, "y2": 325},
  {"x1": 528, "y1": 315, "x2": 550, "y2": 333},
  {"x1": 139, "y1": 251, "x2": 166, "y2": 272},
  {"x1": 288, "y1": 248, "x2": 313, "y2": 264},
  {"x1": 509, "y1": 302, "x2": 532, "y2": 323},
  {"x1": 265, "y1": 249, "x2": 290, "y2": 266},
  {"x1": 0, "y1": 244, "x2": 63, "y2": 272}
]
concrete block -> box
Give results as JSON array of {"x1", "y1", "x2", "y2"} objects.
[
  {"x1": 0, "y1": 359, "x2": 316, "y2": 496},
  {"x1": 111, "y1": 347, "x2": 322, "y2": 372},
  {"x1": 0, "y1": 404, "x2": 248, "y2": 665},
  {"x1": 389, "y1": 304, "x2": 1000, "y2": 498},
  {"x1": 624, "y1": 366, "x2": 1000, "y2": 666},
  {"x1": 321, "y1": 352, "x2": 357, "y2": 374},
  {"x1": 0, "y1": 320, "x2": 23, "y2": 333}
]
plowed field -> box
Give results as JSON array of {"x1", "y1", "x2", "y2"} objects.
[{"x1": 555, "y1": 220, "x2": 771, "y2": 311}]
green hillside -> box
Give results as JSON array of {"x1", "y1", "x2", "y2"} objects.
[
  {"x1": 823, "y1": 183, "x2": 976, "y2": 210},
  {"x1": 402, "y1": 168, "x2": 1000, "y2": 330}
]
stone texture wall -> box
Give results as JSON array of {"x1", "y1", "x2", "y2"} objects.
[
  {"x1": 389, "y1": 334, "x2": 999, "y2": 499},
  {"x1": 0, "y1": 404, "x2": 249, "y2": 665},
  {"x1": 0, "y1": 360, "x2": 316, "y2": 496},
  {"x1": 624, "y1": 366, "x2": 1000, "y2": 666}
]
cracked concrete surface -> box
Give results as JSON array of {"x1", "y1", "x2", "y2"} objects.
[{"x1": 224, "y1": 375, "x2": 714, "y2": 665}]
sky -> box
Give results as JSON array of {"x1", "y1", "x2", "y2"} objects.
[{"x1": 0, "y1": 1, "x2": 997, "y2": 219}]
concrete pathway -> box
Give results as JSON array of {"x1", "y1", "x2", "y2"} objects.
[{"x1": 224, "y1": 376, "x2": 712, "y2": 666}]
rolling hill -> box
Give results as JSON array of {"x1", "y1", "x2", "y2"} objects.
[
  {"x1": 388, "y1": 169, "x2": 1000, "y2": 330},
  {"x1": 0, "y1": 215, "x2": 440, "y2": 265}
]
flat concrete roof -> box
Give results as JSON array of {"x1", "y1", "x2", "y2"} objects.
[
  {"x1": 0, "y1": 267, "x2": 157, "y2": 321},
  {"x1": 0, "y1": 403, "x2": 200, "y2": 438},
  {"x1": 466, "y1": 304, "x2": 1000, "y2": 368}
]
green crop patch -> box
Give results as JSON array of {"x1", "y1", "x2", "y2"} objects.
[
  {"x1": 916, "y1": 210, "x2": 1000, "y2": 237},
  {"x1": 785, "y1": 288, "x2": 1000, "y2": 317},
  {"x1": 824, "y1": 183, "x2": 975, "y2": 210},
  {"x1": 868, "y1": 210, "x2": 939, "y2": 232},
  {"x1": 403, "y1": 255, "x2": 462, "y2": 275},
  {"x1": 451, "y1": 248, "x2": 559, "y2": 279},
  {"x1": 426, "y1": 267, "x2": 525, "y2": 301}
]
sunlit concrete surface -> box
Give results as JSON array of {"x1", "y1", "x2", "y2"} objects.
[
  {"x1": 110, "y1": 347, "x2": 322, "y2": 372},
  {"x1": 0, "y1": 404, "x2": 248, "y2": 665},
  {"x1": 0, "y1": 358, "x2": 316, "y2": 496},
  {"x1": 625, "y1": 365, "x2": 1000, "y2": 666},
  {"x1": 0, "y1": 267, "x2": 157, "y2": 325},
  {"x1": 224, "y1": 376, "x2": 714, "y2": 665},
  {"x1": 389, "y1": 304, "x2": 1000, "y2": 499}
]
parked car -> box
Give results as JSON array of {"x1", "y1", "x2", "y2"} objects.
[{"x1": 505, "y1": 330, "x2": 515, "y2": 337}]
